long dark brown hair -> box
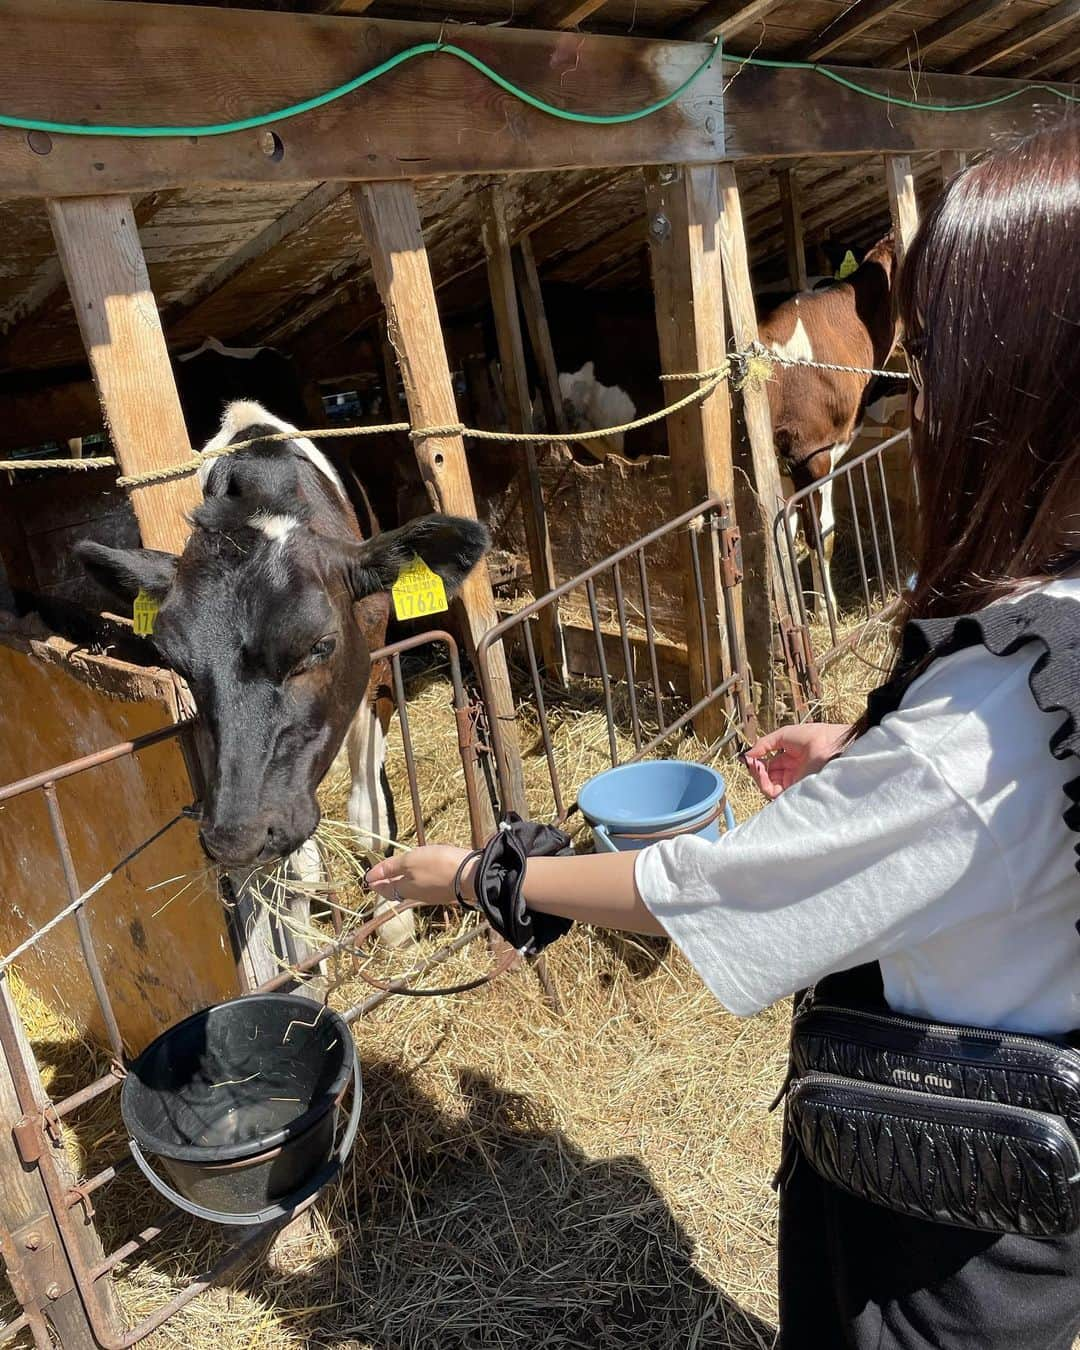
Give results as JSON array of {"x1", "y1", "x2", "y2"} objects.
[{"x1": 897, "y1": 121, "x2": 1080, "y2": 626}]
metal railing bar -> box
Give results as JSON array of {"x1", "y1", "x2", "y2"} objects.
[
  {"x1": 66, "y1": 1156, "x2": 134, "y2": 1207},
  {"x1": 92, "y1": 1215, "x2": 178, "y2": 1281},
  {"x1": 520, "y1": 618, "x2": 564, "y2": 821},
  {"x1": 54, "y1": 1064, "x2": 126, "y2": 1119},
  {"x1": 610, "y1": 563, "x2": 642, "y2": 753},
  {"x1": 627, "y1": 680, "x2": 742, "y2": 766},
  {"x1": 41, "y1": 785, "x2": 125, "y2": 1061},
  {"x1": 687, "y1": 525, "x2": 714, "y2": 695},
  {"x1": 584, "y1": 578, "x2": 618, "y2": 766},
  {"x1": 807, "y1": 494, "x2": 838, "y2": 644},
  {"x1": 390, "y1": 655, "x2": 425, "y2": 848},
  {"x1": 815, "y1": 596, "x2": 904, "y2": 672},
  {"x1": 845, "y1": 471, "x2": 874, "y2": 614},
  {"x1": 476, "y1": 496, "x2": 724, "y2": 654},
  {"x1": 0, "y1": 722, "x2": 186, "y2": 804},
  {"x1": 635, "y1": 549, "x2": 666, "y2": 732},
  {"x1": 875, "y1": 451, "x2": 903, "y2": 591},
  {"x1": 781, "y1": 430, "x2": 909, "y2": 509},
  {"x1": 859, "y1": 459, "x2": 887, "y2": 595}
]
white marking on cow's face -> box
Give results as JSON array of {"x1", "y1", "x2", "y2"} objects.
[
  {"x1": 249, "y1": 511, "x2": 297, "y2": 543},
  {"x1": 198, "y1": 400, "x2": 347, "y2": 502},
  {"x1": 768, "y1": 316, "x2": 815, "y2": 365}
]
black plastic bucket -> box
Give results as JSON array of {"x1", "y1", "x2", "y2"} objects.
[{"x1": 121, "y1": 993, "x2": 361, "y2": 1226}]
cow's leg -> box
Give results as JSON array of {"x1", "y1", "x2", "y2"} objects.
[{"x1": 347, "y1": 687, "x2": 413, "y2": 947}]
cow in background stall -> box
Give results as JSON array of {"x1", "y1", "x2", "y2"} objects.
[
  {"x1": 758, "y1": 233, "x2": 900, "y2": 615},
  {"x1": 76, "y1": 402, "x2": 487, "y2": 951}
]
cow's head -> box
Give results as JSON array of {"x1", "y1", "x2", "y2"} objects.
[{"x1": 77, "y1": 454, "x2": 487, "y2": 868}]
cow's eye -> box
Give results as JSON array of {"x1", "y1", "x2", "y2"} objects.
[{"x1": 290, "y1": 636, "x2": 336, "y2": 677}]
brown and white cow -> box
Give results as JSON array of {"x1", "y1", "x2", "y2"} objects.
[
  {"x1": 76, "y1": 401, "x2": 488, "y2": 949},
  {"x1": 758, "y1": 234, "x2": 899, "y2": 615}
]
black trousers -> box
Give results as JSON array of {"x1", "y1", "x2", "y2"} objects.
[{"x1": 778, "y1": 1151, "x2": 1080, "y2": 1350}]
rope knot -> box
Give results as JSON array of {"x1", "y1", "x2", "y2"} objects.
[
  {"x1": 408, "y1": 423, "x2": 466, "y2": 442},
  {"x1": 729, "y1": 343, "x2": 776, "y2": 391}
]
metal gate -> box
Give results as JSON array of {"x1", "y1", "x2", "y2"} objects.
[
  {"x1": 0, "y1": 629, "x2": 490, "y2": 1349},
  {"x1": 772, "y1": 429, "x2": 915, "y2": 707}
]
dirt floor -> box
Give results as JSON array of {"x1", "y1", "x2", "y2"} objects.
[{"x1": 8, "y1": 613, "x2": 893, "y2": 1350}]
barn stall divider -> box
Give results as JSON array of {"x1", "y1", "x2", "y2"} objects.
[
  {"x1": 0, "y1": 628, "x2": 498, "y2": 1349},
  {"x1": 772, "y1": 429, "x2": 916, "y2": 709}
]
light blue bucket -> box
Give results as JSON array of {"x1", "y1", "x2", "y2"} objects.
[{"x1": 578, "y1": 760, "x2": 736, "y2": 853}]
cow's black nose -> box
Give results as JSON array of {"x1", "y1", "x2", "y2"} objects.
[{"x1": 199, "y1": 824, "x2": 266, "y2": 868}]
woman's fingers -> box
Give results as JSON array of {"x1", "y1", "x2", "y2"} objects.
[
  {"x1": 364, "y1": 856, "x2": 405, "y2": 890},
  {"x1": 745, "y1": 752, "x2": 783, "y2": 801},
  {"x1": 744, "y1": 728, "x2": 786, "y2": 761}
]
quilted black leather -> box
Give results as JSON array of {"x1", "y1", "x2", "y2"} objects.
[
  {"x1": 791, "y1": 1007, "x2": 1080, "y2": 1134},
  {"x1": 789, "y1": 1075, "x2": 1080, "y2": 1237}
]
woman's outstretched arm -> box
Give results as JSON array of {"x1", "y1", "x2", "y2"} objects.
[{"x1": 365, "y1": 845, "x2": 665, "y2": 935}]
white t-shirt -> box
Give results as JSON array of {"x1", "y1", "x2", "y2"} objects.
[{"x1": 635, "y1": 576, "x2": 1080, "y2": 1035}]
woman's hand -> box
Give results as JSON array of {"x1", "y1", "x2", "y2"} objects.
[
  {"x1": 365, "y1": 845, "x2": 474, "y2": 907},
  {"x1": 743, "y1": 722, "x2": 850, "y2": 800}
]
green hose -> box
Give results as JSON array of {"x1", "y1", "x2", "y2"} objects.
[{"x1": 0, "y1": 39, "x2": 1074, "y2": 141}]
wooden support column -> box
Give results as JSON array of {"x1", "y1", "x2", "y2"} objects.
[
  {"x1": 479, "y1": 186, "x2": 565, "y2": 678},
  {"x1": 938, "y1": 150, "x2": 968, "y2": 186},
  {"x1": 513, "y1": 236, "x2": 568, "y2": 436},
  {"x1": 644, "y1": 164, "x2": 747, "y2": 742},
  {"x1": 883, "y1": 155, "x2": 919, "y2": 261},
  {"x1": 352, "y1": 180, "x2": 525, "y2": 814},
  {"x1": 380, "y1": 333, "x2": 406, "y2": 422},
  {"x1": 777, "y1": 168, "x2": 808, "y2": 293},
  {"x1": 46, "y1": 196, "x2": 200, "y2": 555},
  {"x1": 717, "y1": 162, "x2": 797, "y2": 728}
]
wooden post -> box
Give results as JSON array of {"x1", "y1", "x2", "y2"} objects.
[
  {"x1": 0, "y1": 978, "x2": 123, "y2": 1347},
  {"x1": 46, "y1": 196, "x2": 200, "y2": 555},
  {"x1": 380, "y1": 333, "x2": 406, "y2": 422},
  {"x1": 479, "y1": 185, "x2": 565, "y2": 678},
  {"x1": 513, "y1": 236, "x2": 569, "y2": 436},
  {"x1": 938, "y1": 150, "x2": 968, "y2": 186},
  {"x1": 717, "y1": 163, "x2": 797, "y2": 728},
  {"x1": 884, "y1": 155, "x2": 920, "y2": 261},
  {"x1": 352, "y1": 181, "x2": 525, "y2": 814},
  {"x1": 776, "y1": 168, "x2": 808, "y2": 293},
  {"x1": 644, "y1": 164, "x2": 746, "y2": 742}
]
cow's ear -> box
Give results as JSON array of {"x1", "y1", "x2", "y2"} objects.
[
  {"x1": 345, "y1": 514, "x2": 489, "y2": 600},
  {"x1": 74, "y1": 541, "x2": 178, "y2": 604}
]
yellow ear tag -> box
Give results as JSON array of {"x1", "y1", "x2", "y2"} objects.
[
  {"x1": 835, "y1": 249, "x2": 858, "y2": 280},
  {"x1": 391, "y1": 556, "x2": 448, "y2": 622},
  {"x1": 132, "y1": 589, "x2": 159, "y2": 637}
]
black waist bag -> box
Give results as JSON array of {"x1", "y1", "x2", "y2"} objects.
[{"x1": 786, "y1": 996, "x2": 1080, "y2": 1237}]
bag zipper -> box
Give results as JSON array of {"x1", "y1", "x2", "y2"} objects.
[
  {"x1": 803, "y1": 1002, "x2": 1080, "y2": 1065},
  {"x1": 790, "y1": 1071, "x2": 1080, "y2": 1173}
]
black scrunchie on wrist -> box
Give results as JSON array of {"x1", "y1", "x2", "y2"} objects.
[{"x1": 465, "y1": 813, "x2": 573, "y2": 955}]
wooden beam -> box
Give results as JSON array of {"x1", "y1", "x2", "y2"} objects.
[
  {"x1": 798, "y1": 0, "x2": 912, "y2": 62},
  {"x1": 1014, "y1": 36, "x2": 1080, "y2": 77},
  {"x1": 938, "y1": 149, "x2": 968, "y2": 185},
  {"x1": 672, "y1": 0, "x2": 790, "y2": 44},
  {"x1": 162, "y1": 181, "x2": 344, "y2": 331},
  {"x1": 716, "y1": 162, "x2": 793, "y2": 728},
  {"x1": 479, "y1": 184, "x2": 565, "y2": 678},
  {"x1": 644, "y1": 164, "x2": 745, "y2": 742},
  {"x1": 884, "y1": 154, "x2": 919, "y2": 260},
  {"x1": 526, "y1": 0, "x2": 608, "y2": 28},
  {"x1": 351, "y1": 180, "x2": 524, "y2": 813},
  {"x1": 720, "y1": 60, "x2": 1064, "y2": 157},
  {"x1": 0, "y1": 4, "x2": 722, "y2": 196},
  {"x1": 47, "y1": 196, "x2": 200, "y2": 554},
  {"x1": 776, "y1": 168, "x2": 808, "y2": 292},
  {"x1": 513, "y1": 236, "x2": 569, "y2": 435},
  {"x1": 950, "y1": 0, "x2": 1080, "y2": 74},
  {"x1": 876, "y1": 0, "x2": 1010, "y2": 70}
]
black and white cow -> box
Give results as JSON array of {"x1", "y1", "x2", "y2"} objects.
[{"x1": 76, "y1": 401, "x2": 487, "y2": 947}]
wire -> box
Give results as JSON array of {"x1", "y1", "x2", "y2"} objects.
[
  {"x1": 725, "y1": 53, "x2": 1080, "y2": 111},
  {"x1": 0, "y1": 39, "x2": 721, "y2": 138},
  {"x1": 0, "y1": 38, "x2": 1074, "y2": 141}
]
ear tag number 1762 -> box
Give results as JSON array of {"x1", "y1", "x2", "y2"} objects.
[{"x1": 392, "y1": 557, "x2": 449, "y2": 622}]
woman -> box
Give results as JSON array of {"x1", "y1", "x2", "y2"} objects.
[{"x1": 368, "y1": 123, "x2": 1080, "y2": 1348}]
